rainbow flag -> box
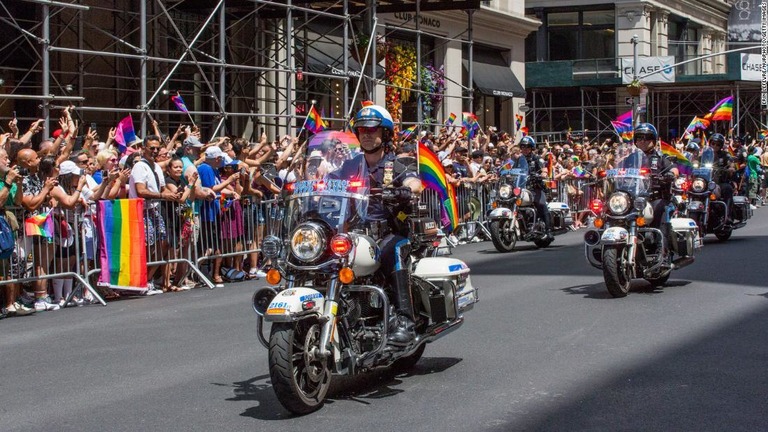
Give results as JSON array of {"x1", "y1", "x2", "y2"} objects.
[
  {"x1": 660, "y1": 141, "x2": 693, "y2": 176},
  {"x1": 727, "y1": 145, "x2": 736, "y2": 157},
  {"x1": 572, "y1": 166, "x2": 588, "y2": 178},
  {"x1": 305, "y1": 105, "x2": 327, "y2": 134},
  {"x1": 515, "y1": 113, "x2": 523, "y2": 131},
  {"x1": 114, "y1": 115, "x2": 136, "y2": 154},
  {"x1": 684, "y1": 116, "x2": 710, "y2": 135},
  {"x1": 418, "y1": 142, "x2": 459, "y2": 232},
  {"x1": 98, "y1": 199, "x2": 148, "y2": 290},
  {"x1": 547, "y1": 152, "x2": 555, "y2": 179},
  {"x1": 758, "y1": 130, "x2": 768, "y2": 140},
  {"x1": 444, "y1": 113, "x2": 457, "y2": 126},
  {"x1": 171, "y1": 94, "x2": 189, "y2": 113},
  {"x1": 461, "y1": 112, "x2": 479, "y2": 138},
  {"x1": 703, "y1": 96, "x2": 733, "y2": 122},
  {"x1": 611, "y1": 121, "x2": 633, "y2": 143},
  {"x1": 519, "y1": 126, "x2": 529, "y2": 137},
  {"x1": 399, "y1": 124, "x2": 417, "y2": 141},
  {"x1": 25, "y1": 210, "x2": 54, "y2": 239},
  {"x1": 616, "y1": 110, "x2": 632, "y2": 125}
]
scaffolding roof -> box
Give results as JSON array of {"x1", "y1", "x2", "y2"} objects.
[{"x1": 174, "y1": 0, "x2": 482, "y2": 14}]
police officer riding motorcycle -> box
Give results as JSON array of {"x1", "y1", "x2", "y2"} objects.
[
  {"x1": 252, "y1": 105, "x2": 478, "y2": 414},
  {"x1": 520, "y1": 136, "x2": 554, "y2": 242}
]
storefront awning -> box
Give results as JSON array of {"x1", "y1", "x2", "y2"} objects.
[
  {"x1": 463, "y1": 52, "x2": 526, "y2": 98},
  {"x1": 301, "y1": 40, "x2": 385, "y2": 80}
]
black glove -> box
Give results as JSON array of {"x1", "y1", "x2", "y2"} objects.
[
  {"x1": 663, "y1": 171, "x2": 677, "y2": 183},
  {"x1": 382, "y1": 186, "x2": 412, "y2": 202}
]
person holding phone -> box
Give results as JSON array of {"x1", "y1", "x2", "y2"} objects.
[{"x1": 162, "y1": 156, "x2": 197, "y2": 291}]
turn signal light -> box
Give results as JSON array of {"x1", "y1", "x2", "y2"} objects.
[
  {"x1": 515, "y1": 198, "x2": 522, "y2": 205},
  {"x1": 339, "y1": 267, "x2": 355, "y2": 284},
  {"x1": 710, "y1": 193, "x2": 717, "y2": 200},
  {"x1": 636, "y1": 216, "x2": 646, "y2": 227},
  {"x1": 330, "y1": 235, "x2": 353, "y2": 256},
  {"x1": 594, "y1": 218, "x2": 604, "y2": 228},
  {"x1": 266, "y1": 268, "x2": 282, "y2": 285},
  {"x1": 590, "y1": 199, "x2": 604, "y2": 214},
  {"x1": 491, "y1": 201, "x2": 497, "y2": 209}
]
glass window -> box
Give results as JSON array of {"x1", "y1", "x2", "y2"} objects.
[
  {"x1": 582, "y1": 29, "x2": 615, "y2": 59},
  {"x1": 583, "y1": 10, "x2": 614, "y2": 26},
  {"x1": 548, "y1": 12, "x2": 578, "y2": 26},
  {"x1": 549, "y1": 28, "x2": 578, "y2": 61}
]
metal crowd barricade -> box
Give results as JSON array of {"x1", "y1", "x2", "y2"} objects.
[
  {"x1": 0, "y1": 205, "x2": 106, "y2": 307},
  {"x1": 418, "y1": 182, "x2": 494, "y2": 246},
  {"x1": 194, "y1": 197, "x2": 282, "y2": 279}
]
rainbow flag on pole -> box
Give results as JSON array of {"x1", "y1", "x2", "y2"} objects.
[
  {"x1": 703, "y1": 96, "x2": 733, "y2": 122},
  {"x1": 616, "y1": 110, "x2": 632, "y2": 125},
  {"x1": 171, "y1": 94, "x2": 189, "y2": 113},
  {"x1": 25, "y1": 210, "x2": 54, "y2": 239},
  {"x1": 444, "y1": 113, "x2": 457, "y2": 126},
  {"x1": 114, "y1": 115, "x2": 136, "y2": 154},
  {"x1": 305, "y1": 105, "x2": 328, "y2": 134},
  {"x1": 515, "y1": 113, "x2": 523, "y2": 131},
  {"x1": 660, "y1": 141, "x2": 693, "y2": 176},
  {"x1": 611, "y1": 121, "x2": 634, "y2": 143},
  {"x1": 399, "y1": 124, "x2": 417, "y2": 141},
  {"x1": 418, "y1": 142, "x2": 459, "y2": 232},
  {"x1": 97, "y1": 199, "x2": 148, "y2": 290}
]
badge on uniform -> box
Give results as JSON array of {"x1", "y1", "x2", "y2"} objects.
[{"x1": 383, "y1": 161, "x2": 394, "y2": 186}]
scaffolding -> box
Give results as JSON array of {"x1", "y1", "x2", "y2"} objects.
[{"x1": 0, "y1": 0, "x2": 482, "y2": 140}]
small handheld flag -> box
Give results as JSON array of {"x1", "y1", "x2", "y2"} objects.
[
  {"x1": 660, "y1": 141, "x2": 693, "y2": 176},
  {"x1": 171, "y1": 94, "x2": 189, "y2": 113},
  {"x1": 304, "y1": 105, "x2": 328, "y2": 134},
  {"x1": 703, "y1": 96, "x2": 733, "y2": 122},
  {"x1": 25, "y1": 210, "x2": 54, "y2": 239},
  {"x1": 515, "y1": 113, "x2": 523, "y2": 132},
  {"x1": 114, "y1": 115, "x2": 136, "y2": 154},
  {"x1": 444, "y1": 113, "x2": 457, "y2": 126},
  {"x1": 399, "y1": 124, "x2": 417, "y2": 141},
  {"x1": 418, "y1": 142, "x2": 459, "y2": 232}
]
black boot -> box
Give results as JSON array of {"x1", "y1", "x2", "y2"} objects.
[{"x1": 388, "y1": 269, "x2": 416, "y2": 346}]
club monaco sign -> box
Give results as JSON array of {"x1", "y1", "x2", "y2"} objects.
[{"x1": 392, "y1": 12, "x2": 441, "y2": 29}]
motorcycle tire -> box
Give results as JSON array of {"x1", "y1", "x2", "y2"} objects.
[
  {"x1": 269, "y1": 319, "x2": 331, "y2": 415},
  {"x1": 490, "y1": 219, "x2": 517, "y2": 253},
  {"x1": 714, "y1": 228, "x2": 732, "y2": 241},
  {"x1": 602, "y1": 245, "x2": 631, "y2": 298},
  {"x1": 391, "y1": 343, "x2": 426, "y2": 373}
]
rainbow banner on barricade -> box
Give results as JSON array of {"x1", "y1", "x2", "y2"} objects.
[
  {"x1": 97, "y1": 199, "x2": 148, "y2": 290},
  {"x1": 418, "y1": 142, "x2": 459, "y2": 232}
]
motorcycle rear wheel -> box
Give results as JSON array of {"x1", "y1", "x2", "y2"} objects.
[
  {"x1": 602, "y1": 246, "x2": 631, "y2": 298},
  {"x1": 490, "y1": 219, "x2": 517, "y2": 252},
  {"x1": 269, "y1": 319, "x2": 331, "y2": 415},
  {"x1": 714, "y1": 228, "x2": 732, "y2": 241}
]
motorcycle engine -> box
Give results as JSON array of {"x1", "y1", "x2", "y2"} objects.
[{"x1": 342, "y1": 292, "x2": 384, "y2": 354}]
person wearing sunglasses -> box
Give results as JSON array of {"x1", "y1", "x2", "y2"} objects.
[
  {"x1": 620, "y1": 123, "x2": 678, "y2": 230},
  {"x1": 338, "y1": 104, "x2": 423, "y2": 347}
]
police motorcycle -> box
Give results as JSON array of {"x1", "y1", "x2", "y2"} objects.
[
  {"x1": 674, "y1": 147, "x2": 751, "y2": 241},
  {"x1": 583, "y1": 144, "x2": 701, "y2": 298},
  {"x1": 487, "y1": 158, "x2": 572, "y2": 252},
  {"x1": 251, "y1": 139, "x2": 478, "y2": 414}
]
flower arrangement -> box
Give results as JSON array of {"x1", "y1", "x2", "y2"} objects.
[
  {"x1": 384, "y1": 43, "x2": 417, "y2": 123},
  {"x1": 420, "y1": 64, "x2": 445, "y2": 124},
  {"x1": 626, "y1": 79, "x2": 645, "y2": 96}
]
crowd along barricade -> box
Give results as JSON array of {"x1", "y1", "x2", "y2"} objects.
[
  {"x1": 194, "y1": 197, "x2": 282, "y2": 281},
  {"x1": 0, "y1": 205, "x2": 106, "y2": 307}
]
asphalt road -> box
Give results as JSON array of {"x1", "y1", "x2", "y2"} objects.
[{"x1": 1, "y1": 210, "x2": 767, "y2": 431}]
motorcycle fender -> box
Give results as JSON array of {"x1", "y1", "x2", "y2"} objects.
[
  {"x1": 600, "y1": 227, "x2": 629, "y2": 245},
  {"x1": 488, "y1": 207, "x2": 513, "y2": 219},
  {"x1": 263, "y1": 287, "x2": 325, "y2": 322},
  {"x1": 687, "y1": 201, "x2": 705, "y2": 212}
]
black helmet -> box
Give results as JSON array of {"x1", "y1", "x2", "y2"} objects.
[
  {"x1": 686, "y1": 141, "x2": 700, "y2": 152},
  {"x1": 633, "y1": 123, "x2": 658, "y2": 142},
  {"x1": 710, "y1": 133, "x2": 725, "y2": 147},
  {"x1": 519, "y1": 136, "x2": 536, "y2": 149}
]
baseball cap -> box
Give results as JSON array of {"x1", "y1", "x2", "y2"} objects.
[
  {"x1": 471, "y1": 150, "x2": 484, "y2": 159},
  {"x1": 59, "y1": 160, "x2": 81, "y2": 176},
  {"x1": 183, "y1": 136, "x2": 204, "y2": 148},
  {"x1": 205, "y1": 146, "x2": 226, "y2": 159},
  {"x1": 441, "y1": 158, "x2": 454, "y2": 167}
]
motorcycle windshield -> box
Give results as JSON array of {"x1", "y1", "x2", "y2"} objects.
[
  {"x1": 605, "y1": 143, "x2": 651, "y2": 197},
  {"x1": 500, "y1": 168, "x2": 528, "y2": 188},
  {"x1": 284, "y1": 130, "x2": 368, "y2": 234},
  {"x1": 693, "y1": 147, "x2": 714, "y2": 180}
]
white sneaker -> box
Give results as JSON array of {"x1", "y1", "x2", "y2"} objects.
[
  {"x1": 750, "y1": 204, "x2": 757, "y2": 210},
  {"x1": 8, "y1": 301, "x2": 35, "y2": 316},
  {"x1": 144, "y1": 288, "x2": 163, "y2": 296},
  {"x1": 34, "y1": 299, "x2": 61, "y2": 312},
  {"x1": 448, "y1": 234, "x2": 459, "y2": 244}
]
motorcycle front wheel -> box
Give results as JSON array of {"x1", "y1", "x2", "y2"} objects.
[
  {"x1": 269, "y1": 319, "x2": 331, "y2": 415},
  {"x1": 490, "y1": 219, "x2": 517, "y2": 252},
  {"x1": 602, "y1": 245, "x2": 632, "y2": 298}
]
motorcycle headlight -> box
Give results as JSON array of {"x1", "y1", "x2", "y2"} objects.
[
  {"x1": 261, "y1": 235, "x2": 282, "y2": 259},
  {"x1": 608, "y1": 192, "x2": 630, "y2": 215},
  {"x1": 290, "y1": 223, "x2": 325, "y2": 262},
  {"x1": 692, "y1": 178, "x2": 706, "y2": 193},
  {"x1": 673, "y1": 178, "x2": 686, "y2": 189},
  {"x1": 499, "y1": 185, "x2": 512, "y2": 199}
]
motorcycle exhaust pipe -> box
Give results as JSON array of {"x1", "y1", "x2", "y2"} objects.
[
  {"x1": 584, "y1": 229, "x2": 601, "y2": 246},
  {"x1": 252, "y1": 287, "x2": 278, "y2": 316},
  {"x1": 671, "y1": 256, "x2": 695, "y2": 270}
]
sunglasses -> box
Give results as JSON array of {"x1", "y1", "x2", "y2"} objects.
[
  {"x1": 634, "y1": 134, "x2": 655, "y2": 141},
  {"x1": 147, "y1": 147, "x2": 161, "y2": 152},
  {"x1": 357, "y1": 127, "x2": 379, "y2": 133},
  {"x1": 335, "y1": 148, "x2": 345, "y2": 152},
  {"x1": 76, "y1": 159, "x2": 88, "y2": 165},
  {"x1": 108, "y1": 158, "x2": 118, "y2": 163}
]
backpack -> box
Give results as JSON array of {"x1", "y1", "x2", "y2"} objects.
[{"x1": 0, "y1": 214, "x2": 16, "y2": 259}]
